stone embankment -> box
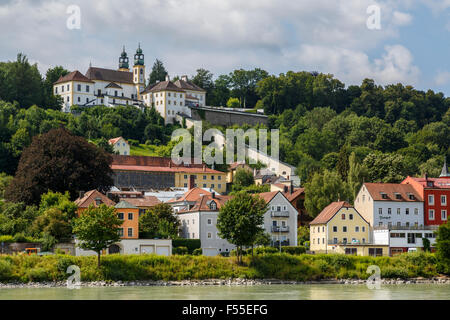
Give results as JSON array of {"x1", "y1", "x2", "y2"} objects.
[{"x1": 1, "y1": 276, "x2": 449, "y2": 288}]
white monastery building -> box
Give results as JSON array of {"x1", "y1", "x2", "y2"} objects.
[{"x1": 53, "y1": 45, "x2": 206, "y2": 124}]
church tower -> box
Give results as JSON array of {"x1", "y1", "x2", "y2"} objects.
[
  {"x1": 118, "y1": 46, "x2": 129, "y2": 72},
  {"x1": 133, "y1": 43, "x2": 145, "y2": 100}
]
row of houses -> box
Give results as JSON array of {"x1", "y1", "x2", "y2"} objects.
[{"x1": 310, "y1": 161, "x2": 450, "y2": 256}]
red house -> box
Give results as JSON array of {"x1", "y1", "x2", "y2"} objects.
[{"x1": 402, "y1": 158, "x2": 450, "y2": 226}]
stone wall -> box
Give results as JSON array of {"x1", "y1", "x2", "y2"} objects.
[{"x1": 189, "y1": 107, "x2": 268, "y2": 127}]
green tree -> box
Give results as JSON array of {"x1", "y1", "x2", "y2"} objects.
[
  {"x1": 347, "y1": 152, "x2": 368, "y2": 201},
  {"x1": 363, "y1": 152, "x2": 408, "y2": 183},
  {"x1": 232, "y1": 168, "x2": 254, "y2": 191},
  {"x1": 0, "y1": 201, "x2": 38, "y2": 236},
  {"x1": 435, "y1": 221, "x2": 450, "y2": 273},
  {"x1": 148, "y1": 59, "x2": 168, "y2": 84},
  {"x1": 43, "y1": 66, "x2": 68, "y2": 110},
  {"x1": 217, "y1": 192, "x2": 267, "y2": 264},
  {"x1": 0, "y1": 173, "x2": 13, "y2": 199},
  {"x1": 72, "y1": 204, "x2": 122, "y2": 266},
  {"x1": 304, "y1": 170, "x2": 351, "y2": 217},
  {"x1": 227, "y1": 97, "x2": 240, "y2": 108},
  {"x1": 139, "y1": 203, "x2": 180, "y2": 239},
  {"x1": 297, "y1": 225, "x2": 310, "y2": 246},
  {"x1": 5, "y1": 127, "x2": 113, "y2": 205},
  {"x1": 336, "y1": 144, "x2": 351, "y2": 181}
]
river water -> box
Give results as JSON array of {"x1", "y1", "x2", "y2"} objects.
[{"x1": 0, "y1": 284, "x2": 449, "y2": 300}]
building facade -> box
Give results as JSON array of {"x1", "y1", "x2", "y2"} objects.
[
  {"x1": 108, "y1": 137, "x2": 130, "y2": 155},
  {"x1": 354, "y1": 183, "x2": 424, "y2": 229},
  {"x1": 54, "y1": 46, "x2": 146, "y2": 112}
]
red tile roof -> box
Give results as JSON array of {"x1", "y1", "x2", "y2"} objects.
[
  {"x1": 310, "y1": 201, "x2": 353, "y2": 225},
  {"x1": 363, "y1": 183, "x2": 423, "y2": 201},
  {"x1": 54, "y1": 71, "x2": 94, "y2": 84},
  {"x1": 257, "y1": 191, "x2": 279, "y2": 203},
  {"x1": 174, "y1": 79, "x2": 206, "y2": 92},
  {"x1": 85, "y1": 67, "x2": 133, "y2": 84},
  {"x1": 283, "y1": 188, "x2": 305, "y2": 202},
  {"x1": 108, "y1": 137, "x2": 127, "y2": 145},
  {"x1": 74, "y1": 190, "x2": 116, "y2": 208},
  {"x1": 167, "y1": 187, "x2": 212, "y2": 203},
  {"x1": 402, "y1": 177, "x2": 450, "y2": 189}
]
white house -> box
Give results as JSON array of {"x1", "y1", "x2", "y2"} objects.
[
  {"x1": 54, "y1": 45, "x2": 146, "y2": 112},
  {"x1": 141, "y1": 75, "x2": 206, "y2": 125},
  {"x1": 168, "y1": 188, "x2": 298, "y2": 256},
  {"x1": 75, "y1": 239, "x2": 172, "y2": 256},
  {"x1": 354, "y1": 183, "x2": 424, "y2": 229},
  {"x1": 108, "y1": 137, "x2": 130, "y2": 155}
]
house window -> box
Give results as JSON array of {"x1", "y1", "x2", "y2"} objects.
[
  {"x1": 349, "y1": 214, "x2": 353, "y2": 220},
  {"x1": 184, "y1": 183, "x2": 187, "y2": 188},
  {"x1": 55, "y1": 87, "x2": 58, "y2": 94},
  {"x1": 343, "y1": 238, "x2": 347, "y2": 244},
  {"x1": 78, "y1": 97, "x2": 80, "y2": 102},
  {"x1": 405, "y1": 208, "x2": 409, "y2": 215},
  {"x1": 428, "y1": 195, "x2": 434, "y2": 205},
  {"x1": 67, "y1": 84, "x2": 70, "y2": 91},
  {"x1": 128, "y1": 213, "x2": 133, "y2": 220},
  {"x1": 218, "y1": 184, "x2": 222, "y2": 189},
  {"x1": 397, "y1": 222, "x2": 401, "y2": 227},
  {"x1": 218, "y1": 176, "x2": 222, "y2": 180},
  {"x1": 192, "y1": 233, "x2": 195, "y2": 238},
  {"x1": 333, "y1": 238, "x2": 338, "y2": 244},
  {"x1": 86, "y1": 85, "x2": 89, "y2": 92},
  {"x1": 207, "y1": 232, "x2": 212, "y2": 239},
  {"x1": 128, "y1": 228, "x2": 133, "y2": 237},
  {"x1": 414, "y1": 208, "x2": 418, "y2": 215},
  {"x1": 211, "y1": 176, "x2": 215, "y2": 180},
  {"x1": 442, "y1": 210, "x2": 447, "y2": 221},
  {"x1": 211, "y1": 184, "x2": 214, "y2": 188},
  {"x1": 207, "y1": 219, "x2": 212, "y2": 225},
  {"x1": 388, "y1": 208, "x2": 392, "y2": 215},
  {"x1": 118, "y1": 212, "x2": 124, "y2": 220},
  {"x1": 67, "y1": 96, "x2": 70, "y2": 102},
  {"x1": 429, "y1": 209, "x2": 435, "y2": 220},
  {"x1": 77, "y1": 84, "x2": 81, "y2": 91},
  {"x1": 203, "y1": 175, "x2": 207, "y2": 180},
  {"x1": 397, "y1": 208, "x2": 401, "y2": 215},
  {"x1": 378, "y1": 208, "x2": 382, "y2": 215},
  {"x1": 86, "y1": 98, "x2": 89, "y2": 103},
  {"x1": 362, "y1": 226, "x2": 365, "y2": 232},
  {"x1": 341, "y1": 214, "x2": 345, "y2": 220},
  {"x1": 203, "y1": 184, "x2": 206, "y2": 188},
  {"x1": 355, "y1": 226, "x2": 359, "y2": 232},
  {"x1": 343, "y1": 226, "x2": 347, "y2": 232},
  {"x1": 441, "y1": 195, "x2": 447, "y2": 205},
  {"x1": 118, "y1": 228, "x2": 123, "y2": 237},
  {"x1": 333, "y1": 226, "x2": 337, "y2": 232}
]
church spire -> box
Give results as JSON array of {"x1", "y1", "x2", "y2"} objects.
[
  {"x1": 440, "y1": 156, "x2": 450, "y2": 178},
  {"x1": 119, "y1": 45, "x2": 129, "y2": 71},
  {"x1": 134, "y1": 43, "x2": 144, "y2": 66}
]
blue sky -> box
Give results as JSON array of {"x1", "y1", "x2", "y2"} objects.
[{"x1": 2, "y1": 0, "x2": 450, "y2": 95}]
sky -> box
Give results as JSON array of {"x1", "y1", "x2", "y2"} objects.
[{"x1": 2, "y1": 0, "x2": 450, "y2": 95}]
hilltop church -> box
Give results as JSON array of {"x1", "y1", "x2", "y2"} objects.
[{"x1": 53, "y1": 44, "x2": 206, "y2": 124}]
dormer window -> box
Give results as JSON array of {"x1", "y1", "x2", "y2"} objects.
[
  {"x1": 94, "y1": 197, "x2": 102, "y2": 206},
  {"x1": 408, "y1": 194, "x2": 415, "y2": 200},
  {"x1": 210, "y1": 201, "x2": 217, "y2": 210},
  {"x1": 427, "y1": 181, "x2": 433, "y2": 187},
  {"x1": 395, "y1": 193, "x2": 402, "y2": 200},
  {"x1": 381, "y1": 193, "x2": 388, "y2": 199}
]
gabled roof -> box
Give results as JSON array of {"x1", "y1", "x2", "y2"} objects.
[
  {"x1": 122, "y1": 196, "x2": 161, "y2": 208},
  {"x1": 283, "y1": 188, "x2": 305, "y2": 202},
  {"x1": 310, "y1": 201, "x2": 353, "y2": 225},
  {"x1": 74, "y1": 190, "x2": 116, "y2": 208},
  {"x1": 115, "y1": 200, "x2": 138, "y2": 209},
  {"x1": 363, "y1": 183, "x2": 423, "y2": 202},
  {"x1": 85, "y1": 67, "x2": 133, "y2": 84},
  {"x1": 108, "y1": 137, "x2": 127, "y2": 145},
  {"x1": 141, "y1": 82, "x2": 158, "y2": 94},
  {"x1": 147, "y1": 80, "x2": 185, "y2": 93},
  {"x1": 105, "y1": 82, "x2": 123, "y2": 89},
  {"x1": 167, "y1": 187, "x2": 212, "y2": 203},
  {"x1": 174, "y1": 79, "x2": 206, "y2": 92},
  {"x1": 402, "y1": 176, "x2": 450, "y2": 189},
  {"x1": 54, "y1": 71, "x2": 94, "y2": 84},
  {"x1": 257, "y1": 191, "x2": 279, "y2": 203}
]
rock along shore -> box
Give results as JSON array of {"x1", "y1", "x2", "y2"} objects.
[{"x1": 1, "y1": 276, "x2": 449, "y2": 288}]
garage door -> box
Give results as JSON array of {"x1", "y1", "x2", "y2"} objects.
[
  {"x1": 203, "y1": 248, "x2": 218, "y2": 257},
  {"x1": 156, "y1": 246, "x2": 170, "y2": 256},
  {"x1": 140, "y1": 245, "x2": 155, "y2": 254}
]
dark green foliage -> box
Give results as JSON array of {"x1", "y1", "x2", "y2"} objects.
[
  {"x1": 172, "y1": 246, "x2": 188, "y2": 255},
  {"x1": 172, "y1": 239, "x2": 201, "y2": 254},
  {"x1": 148, "y1": 59, "x2": 168, "y2": 85},
  {"x1": 139, "y1": 203, "x2": 180, "y2": 240},
  {"x1": 5, "y1": 128, "x2": 113, "y2": 205}
]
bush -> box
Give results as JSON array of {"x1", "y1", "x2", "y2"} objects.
[
  {"x1": 281, "y1": 246, "x2": 306, "y2": 255},
  {"x1": 0, "y1": 259, "x2": 13, "y2": 280},
  {"x1": 172, "y1": 246, "x2": 188, "y2": 255},
  {"x1": 127, "y1": 139, "x2": 139, "y2": 146},
  {"x1": 381, "y1": 266, "x2": 409, "y2": 279},
  {"x1": 172, "y1": 239, "x2": 201, "y2": 254},
  {"x1": 0, "y1": 235, "x2": 14, "y2": 243},
  {"x1": 192, "y1": 248, "x2": 202, "y2": 256},
  {"x1": 12, "y1": 233, "x2": 39, "y2": 243}
]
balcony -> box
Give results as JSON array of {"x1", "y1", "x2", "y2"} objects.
[
  {"x1": 328, "y1": 240, "x2": 371, "y2": 246},
  {"x1": 271, "y1": 226, "x2": 290, "y2": 233},
  {"x1": 271, "y1": 211, "x2": 290, "y2": 218},
  {"x1": 373, "y1": 225, "x2": 438, "y2": 231}
]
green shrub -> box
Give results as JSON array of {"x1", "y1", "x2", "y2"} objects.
[
  {"x1": 127, "y1": 139, "x2": 139, "y2": 146},
  {"x1": 172, "y1": 246, "x2": 188, "y2": 255},
  {"x1": 192, "y1": 248, "x2": 202, "y2": 256},
  {"x1": 381, "y1": 265, "x2": 409, "y2": 279},
  {"x1": 172, "y1": 239, "x2": 201, "y2": 254},
  {"x1": 0, "y1": 235, "x2": 14, "y2": 243},
  {"x1": 281, "y1": 246, "x2": 306, "y2": 255},
  {"x1": 0, "y1": 259, "x2": 13, "y2": 280}
]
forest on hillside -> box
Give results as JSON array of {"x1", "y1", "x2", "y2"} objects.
[{"x1": 0, "y1": 54, "x2": 449, "y2": 192}]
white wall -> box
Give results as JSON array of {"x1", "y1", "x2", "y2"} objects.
[{"x1": 264, "y1": 192, "x2": 298, "y2": 246}]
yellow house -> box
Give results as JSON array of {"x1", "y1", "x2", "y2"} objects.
[
  {"x1": 310, "y1": 201, "x2": 388, "y2": 256},
  {"x1": 175, "y1": 171, "x2": 227, "y2": 194}
]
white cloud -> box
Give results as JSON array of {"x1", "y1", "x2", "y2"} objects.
[
  {"x1": 0, "y1": 0, "x2": 418, "y2": 88},
  {"x1": 435, "y1": 71, "x2": 450, "y2": 85}
]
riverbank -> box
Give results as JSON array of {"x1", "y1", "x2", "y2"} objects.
[
  {"x1": 0, "y1": 252, "x2": 448, "y2": 284},
  {"x1": 1, "y1": 277, "x2": 450, "y2": 288}
]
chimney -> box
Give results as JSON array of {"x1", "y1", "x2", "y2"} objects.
[
  {"x1": 283, "y1": 186, "x2": 288, "y2": 193},
  {"x1": 165, "y1": 75, "x2": 170, "y2": 82},
  {"x1": 424, "y1": 172, "x2": 428, "y2": 181},
  {"x1": 203, "y1": 164, "x2": 206, "y2": 172},
  {"x1": 211, "y1": 192, "x2": 215, "y2": 199},
  {"x1": 189, "y1": 175, "x2": 195, "y2": 190},
  {"x1": 79, "y1": 191, "x2": 85, "y2": 199},
  {"x1": 106, "y1": 192, "x2": 113, "y2": 200},
  {"x1": 181, "y1": 75, "x2": 188, "y2": 82},
  {"x1": 290, "y1": 181, "x2": 294, "y2": 194}
]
